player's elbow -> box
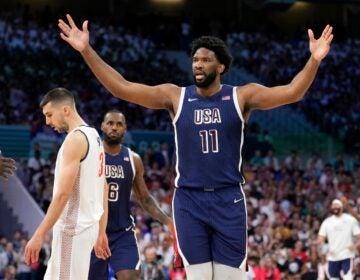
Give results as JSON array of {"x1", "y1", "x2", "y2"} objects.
[
  {"x1": 54, "y1": 190, "x2": 73, "y2": 202},
  {"x1": 287, "y1": 84, "x2": 308, "y2": 103}
]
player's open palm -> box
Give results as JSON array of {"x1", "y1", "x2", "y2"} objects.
[
  {"x1": 308, "y1": 24, "x2": 334, "y2": 62},
  {"x1": 58, "y1": 14, "x2": 89, "y2": 52}
]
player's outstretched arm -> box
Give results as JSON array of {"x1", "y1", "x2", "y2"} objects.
[
  {"x1": 239, "y1": 25, "x2": 334, "y2": 113},
  {"x1": 131, "y1": 152, "x2": 172, "y2": 227},
  {"x1": 58, "y1": 14, "x2": 179, "y2": 110}
]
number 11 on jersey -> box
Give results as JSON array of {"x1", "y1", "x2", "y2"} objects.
[{"x1": 199, "y1": 129, "x2": 219, "y2": 153}]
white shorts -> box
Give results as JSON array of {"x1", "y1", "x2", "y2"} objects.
[{"x1": 44, "y1": 222, "x2": 99, "y2": 280}]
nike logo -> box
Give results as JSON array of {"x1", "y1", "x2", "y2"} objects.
[
  {"x1": 125, "y1": 225, "x2": 133, "y2": 231},
  {"x1": 234, "y1": 198, "x2": 244, "y2": 203},
  {"x1": 188, "y1": 98, "x2": 198, "y2": 102}
]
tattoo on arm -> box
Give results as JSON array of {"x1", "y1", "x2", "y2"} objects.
[{"x1": 138, "y1": 194, "x2": 169, "y2": 226}]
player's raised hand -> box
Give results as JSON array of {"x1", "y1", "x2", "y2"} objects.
[
  {"x1": 58, "y1": 14, "x2": 90, "y2": 52},
  {"x1": 308, "y1": 24, "x2": 334, "y2": 62}
]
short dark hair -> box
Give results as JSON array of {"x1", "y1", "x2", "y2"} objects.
[
  {"x1": 103, "y1": 109, "x2": 126, "y2": 122},
  {"x1": 40, "y1": 88, "x2": 75, "y2": 108},
  {"x1": 191, "y1": 36, "x2": 233, "y2": 74}
]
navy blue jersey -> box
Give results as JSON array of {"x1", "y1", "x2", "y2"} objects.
[
  {"x1": 105, "y1": 145, "x2": 135, "y2": 232},
  {"x1": 173, "y1": 85, "x2": 245, "y2": 189}
]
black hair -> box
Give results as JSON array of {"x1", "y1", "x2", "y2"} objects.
[
  {"x1": 40, "y1": 88, "x2": 75, "y2": 108},
  {"x1": 103, "y1": 109, "x2": 126, "y2": 123},
  {"x1": 191, "y1": 36, "x2": 233, "y2": 74}
]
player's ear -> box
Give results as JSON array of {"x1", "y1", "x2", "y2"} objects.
[
  {"x1": 63, "y1": 105, "x2": 71, "y2": 116},
  {"x1": 218, "y1": 64, "x2": 225, "y2": 75}
]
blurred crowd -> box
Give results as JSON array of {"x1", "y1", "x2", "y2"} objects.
[
  {"x1": 226, "y1": 32, "x2": 360, "y2": 152},
  {"x1": 1, "y1": 145, "x2": 360, "y2": 279},
  {"x1": 0, "y1": 13, "x2": 188, "y2": 135},
  {"x1": 0, "y1": 13, "x2": 359, "y2": 153}
]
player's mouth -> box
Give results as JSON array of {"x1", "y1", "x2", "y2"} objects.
[
  {"x1": 109, "y1": 132, "x2": 120, "y2": 137},
  {"x1": 195, "y1": 71, "x2": 206, "y2": 80}
]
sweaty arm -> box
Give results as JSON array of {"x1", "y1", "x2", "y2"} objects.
[
  {"x1": 240, "y1": 56, "x2": 320, "y2": 113},
  {"x1": 238, "y1": 25, "x2": 333, "y2": 118},
  {"x1": 131, "y1": 152, "x2": 172, "y2": 227},
  {"x1": 58, "y1": 14, "x2": 179, "y2": 110},
  {"x1": 25, "y1": 131, "x2": 88, "y2": 264}
]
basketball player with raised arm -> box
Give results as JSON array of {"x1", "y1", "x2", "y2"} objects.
[{"x1": 59, "y1": 15, "x2": 333, "y2": 280}]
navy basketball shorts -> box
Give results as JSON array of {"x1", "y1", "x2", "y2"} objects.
[
  {"x1": 88, "y1": 227, "x2": 140, "y2": 280},
  {"x1": 172, "y1": 186, "x2": 247, "y2": 268},
  {"x1": 328, "y1": 258, "x2": 352, "y2": 278}
]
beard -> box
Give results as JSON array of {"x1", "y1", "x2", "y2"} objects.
[
  {"x1": 331, "y1": 209, "x2": 341, "y2": 216},
  {"x1": 103, "y1": 133, "x2": 123, "y2": 146},
  {"x1": 193, "y1": 70, "x2": 216, "y2": 88},
  {"x1": 55, "y1": 119, "x2": 68, "y2": 133}
]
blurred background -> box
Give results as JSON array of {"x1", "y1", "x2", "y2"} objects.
[{"x1": 0, "y1": 0, "x2": 359, "y2": 279}]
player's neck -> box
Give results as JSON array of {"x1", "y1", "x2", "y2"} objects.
[
  {"x1": 67, "y1": 115, "x2": 87, "y2": 132},
  {"x1": 196, "y1": 82, "x2": 222, "y2": 97},
  {"x1": 104, "y1": 142, "x2": 122, "y2": 155}
]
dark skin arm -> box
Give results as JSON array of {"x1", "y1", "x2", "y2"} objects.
[
  {"x1": 238, "y1": 25, "x2": 334, "y2": 121},
  {"x1": 131, "y1": 152, "x2": 172, "y2": 227},
  {"x1": 58, "y1": 14, "x2": 180, "y2": 113}
]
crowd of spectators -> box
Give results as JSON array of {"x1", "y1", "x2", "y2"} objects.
[
  {"x1": 226, "y1": 31, "x2": 360, "y2": 152},
  {"x1": 0, "y1": 13, "x2": 188, "y2": 135},
  {"x1": 1, "y1": 144, "x2": 360, "y2": 279},
  {"x1": 1, "y1": 12, "x2": 359, "y2": 152}
]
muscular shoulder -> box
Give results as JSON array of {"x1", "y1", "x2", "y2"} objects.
[
  {"x1": 130, "y1": 151, "x2": 144, "y2": 174},
  {"x1": 235, "y1": 83, "x2": 261, "y2": 120},
  {"x1": 63, "y1": 130, "x2": 88, "y2": 160},
  {"x1": 236, "y1": 83, "x2": 264, "y2": 101},
  {"x1": 155, "y1": 83, "x2": 182, "y2": 108}
]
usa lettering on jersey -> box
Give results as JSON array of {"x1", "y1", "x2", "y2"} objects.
[
  {"x1": 105, "y1": 165, "x2": 125, "y2": 179},
  {"x1": 194, "y1": 108, "x2": 222, "y2": 125}
]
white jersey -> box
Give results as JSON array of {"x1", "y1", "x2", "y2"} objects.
[
  {"x1": 54, "y1": 125, "x2": 105, "y2": 235},
  {"x1": 319, "y1": 213, "x2": 360, "y2": 261}
]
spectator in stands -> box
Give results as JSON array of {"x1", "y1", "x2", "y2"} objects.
[
  {"x1": 317, "y1": 199, "x2": 360, "y2": 280},
  {"x1": 140, "y1": 246, "x2": 165, "y2": 280},
  {"x1": 0, "y1": 264, "x2": 16, "y2": 280}
]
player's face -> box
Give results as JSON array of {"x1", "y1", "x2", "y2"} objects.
[
  {"x1": 42, "y1": 102, "x2": 68, "y2": 133},
  {"x1": 192, "y1": 48, "x2": 221, "y2": 88},
  {"x1": 102, "y1": 112, "x2": 127, "y2": 145}
]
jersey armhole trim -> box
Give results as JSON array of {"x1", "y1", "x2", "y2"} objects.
[
  {"x1": 172, "y1": 87, "x2": 186, "y2": 124},
  {"x1": 232, "y1": 86, "x2": 245, "y2": 123},
  {"x1": 128, "y1": 148, "x2": 136, "y2": 181},
  {"x1": 74, "y1": 129, "x2": 89, "y2": 162}
]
